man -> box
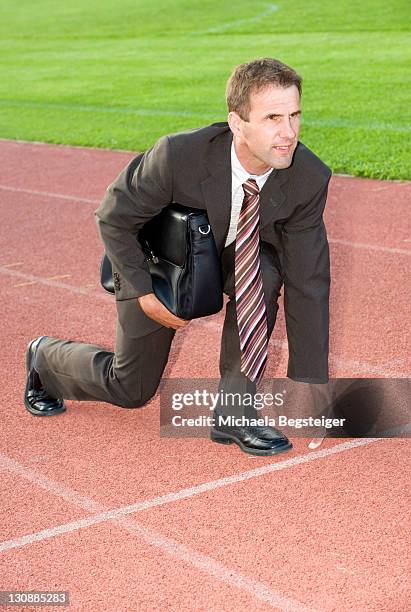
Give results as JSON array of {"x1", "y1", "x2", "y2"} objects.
[{"x1": 24, "y1": 58, "x2": 332, "y2": 456}]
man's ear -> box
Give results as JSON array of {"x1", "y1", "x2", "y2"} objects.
[{"x1": 227, "y1": 111, "x2": 243, "y2": 137}]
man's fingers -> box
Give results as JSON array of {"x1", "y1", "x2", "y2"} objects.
[
  {"x1": 157, "y1": 303, "x2": 189, "y2": 328},
  {"x1": 137, "y1": 294, "x2": 190, "y2": 328},
  {"x1": 165, "y1": 317, "x2": 190, "y2": 329}
]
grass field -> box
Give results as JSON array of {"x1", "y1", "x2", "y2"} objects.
[{"x1": 0, "y1": 0, "x2": 410, "y2": 179}]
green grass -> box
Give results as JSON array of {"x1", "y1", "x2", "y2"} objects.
[{"x1": 0, "y1": 0, "x2": 410, "y2": 179}]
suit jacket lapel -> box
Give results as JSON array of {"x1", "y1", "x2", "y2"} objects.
[
  {"x1": 259, "y1": 168, "x2": 288, "y2": 230},
  {"x1": 200, "y1": 127, "x2": 233, "y2": 253}
]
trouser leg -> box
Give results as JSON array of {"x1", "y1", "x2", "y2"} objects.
[
  {"x1": 217, "y1": 241, "x2": 283, "y2": 418},
  {"x1": 35, "y1": 298, "x2": 175, "y2": 408}
]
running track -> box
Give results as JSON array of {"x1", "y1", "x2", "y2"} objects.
[{"x1": 0, "y1": 139, "x2": 409, "y2": 611}]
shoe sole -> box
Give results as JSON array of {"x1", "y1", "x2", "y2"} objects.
[
  {"x1": 24, "y1": 338, "x2": 66, "y2": 417},
  {"x1": 210, "y1": 429, "x2": 293, "y2": 456}
]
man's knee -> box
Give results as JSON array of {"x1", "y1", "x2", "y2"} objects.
[{"x1": 115, "y1": 384, "x2": 159, "y2": 409}]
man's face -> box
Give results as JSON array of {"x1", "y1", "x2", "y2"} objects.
[{"x1": 229, "y1": 84, "x2": 301, "y2": 174}]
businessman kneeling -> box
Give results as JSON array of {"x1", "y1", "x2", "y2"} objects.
[{"x1": 24, "y1": 58, "x2": 331, "y2": 456}]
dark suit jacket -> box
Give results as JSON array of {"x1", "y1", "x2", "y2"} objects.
[{"x1": 95, "y1": 122, "x2": 332, "y2": 383}]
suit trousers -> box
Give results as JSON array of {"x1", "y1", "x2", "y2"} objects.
[{"x1": 35, "y1": 241, "x2": 283, "y2": 415}]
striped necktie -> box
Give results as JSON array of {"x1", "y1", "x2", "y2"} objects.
[{"x1": 234, "y1": 178, "x2": 268, "y2": 383}]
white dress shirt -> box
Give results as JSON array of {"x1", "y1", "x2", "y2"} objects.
[{"x1": 224, "y1": 141, "x2": 274, "y2": 247}]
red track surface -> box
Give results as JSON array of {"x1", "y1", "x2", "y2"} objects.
[{"x1": 0, "y1": 139, "x2": 409, "y2": 611}]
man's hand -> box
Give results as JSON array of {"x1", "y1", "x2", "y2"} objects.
[{"x1": 138, "y1": 293, "x2": 190, "y2": 329}]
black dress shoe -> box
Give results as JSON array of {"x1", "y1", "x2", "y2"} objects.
[
  {"x1": 24, "y1": 337, "x2": 66, "y2": 416},
  {"x1": 211, "y1": 421, "x2": 292, "y2": 456}
]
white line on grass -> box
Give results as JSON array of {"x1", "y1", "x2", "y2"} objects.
[
  {"x1": 0, "y1": 101, "x2": 409, "y2": 132},
  {"x1": 193, "y1": 3, "x2": 279, "y2": 34},
  {"x1": 1, "y1": 184, "x2": 410, "y2": 257}
]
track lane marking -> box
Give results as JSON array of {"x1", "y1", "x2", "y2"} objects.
[
  {"x1": 0, "y1": 265, "x2": 408, "y2": 377},
  {"x1": 190, "y1": 319, "x2": 410, "y2": 378},
  {"x1": 8, "y1": 445, "x2": 400, "y2": 610},
  {"x1": 2, "y1": 139, "x2": 411, "y2": 179},
  {"x1": 0, "y1": 437, "x2": 380, "y2": 555},
  {"x1": 45, "y1": 274, "x2": 71, "y2": 281},
  {"x1": 327, "y1": 238, "x2": 410, "y2": 256},
  {"x1": 0, "y1": 266, "x2": 111, "y2": 301},
  {"x1": 13, "y1": 280, "x2": 39, "y2": 287},
  {"x1": 0, "y1": 184, "x2": 100, "y2": 204},
  {"x1": 0, "y1": 440, "x2": 385, "y2": 609},
  {"x1": 1, "y1": 184, "x2": 409, "y2": 256}
]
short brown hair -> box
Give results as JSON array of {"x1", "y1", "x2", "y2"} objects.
[{"x1": 226, "y1": 58, "x2": 302, "y2": 121}]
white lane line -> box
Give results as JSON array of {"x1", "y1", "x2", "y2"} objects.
[
  {"x1": 328, "y1": 238, "x2": 410, "y2": 256},
  {"x1": 327, "y1": 354, "x2": 410, "y2": 377},
  {"x1": 0, "y1": 266, "x2": 111, "y2": 302},
  {"x1": 45, "y1": 274, "x2": 72, "y2": 281},
  {"x1": 13, "y1": 280, "x2": 39, "y2": 287},
  {"x1": 279, "y1": 339, "x2": 409, "y2": 377},
  {"x1": 111, "y1": 515, "x2": 315, "y2": 612},
  {"x1": 1, "y1": 186, "x2": 409, "y2": 377},
  {"x1": 1, "y1": 184, "x2": 409, "y2": 257},
  {"x1": 0, "y1": 453, "x2": 103, "y2": 513},
  {"x1": 0, "y1": 438, "x2": 380, "y2": 556},
  {"x1": 267, "y1": 338, "x2": 410, "y2": 377},
  {"x1": 0, "y1": 265, "x2": 408, "y2": 377},
  {"x1": 0, "y1": 138, "x2": 135, "y2": 154},
  {"x1": 6, "y1": 452, "x2": 377, "y2": 611},
  {"x1": 191, "y1": 320, "x2": 410, "y2": 378},
  {"x1": 1, "y1": 254, "x2": 406, "y2": 376},
  {"x1": 0, "y1": 184, "x2": 100, "y2": 204},
  {"x1": 0, "y1": 521, "x2": 313, "y2": 612}
]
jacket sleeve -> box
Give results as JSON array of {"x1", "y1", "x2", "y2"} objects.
[
  {"x1": 282, "y1": 177, "x2": 331, "y2": 383},
  {"x1": 95, "y1": 135, "x2": 173, "y2": 300}
]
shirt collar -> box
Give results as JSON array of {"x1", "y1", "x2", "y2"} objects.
[{"x1": 231, "y1": 141, "x2": 273, "y2": 186}]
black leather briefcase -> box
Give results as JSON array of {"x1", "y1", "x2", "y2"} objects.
[{"x1": 100, "y1": 203, "x2": 223, "y2": 320}]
